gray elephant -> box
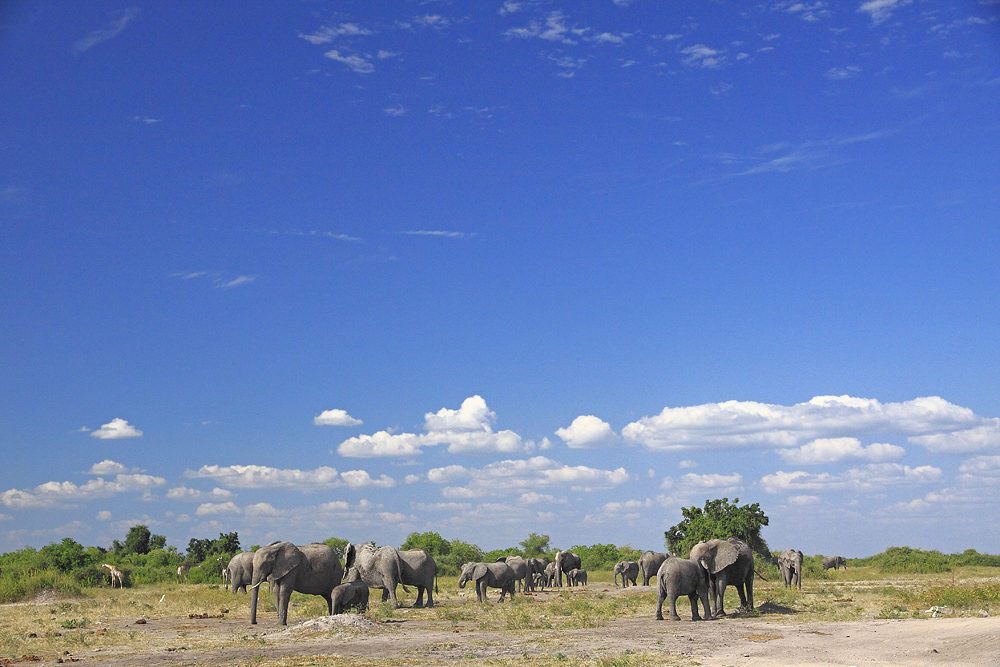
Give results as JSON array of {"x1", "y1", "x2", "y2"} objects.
[
  {"x1": 526, "y1": 557, "x2": 547, "y2": 591},
  {"x1": 542, "y1": 562, "x2": 558, "y2": 587},
  {"x1": 227, "y1": 551, "x2": 254, "y2": 594},
  {"x1": 458, "y1": 561, "x2": 515, "y2": 603},
  {"x1": 689, "y1": 537, "x2": 754, "y2": 618},
  {"x1": 778, "y1": 549, "x2": 803, "y2": 589},
  {"x1": 655, "y1": 557, "x2": 712, "y2": 621},
  {"x1": 554, "y1": 550, "x2": 581, "y2": 587},
  {"x1": 567, "y1": 568, "x2": 588, "y2": 586},
  {"x1": 249, "y1": 541, "x2": 343, "y2": 625},
  {"x1": 498, "y1": 555, "x2": 531, "y2": 592},
  {"x1": 639, "y1": 551, "x2": 668, "y2": 586},
  {"x1": 822, "y1": 555, "x2": 847, "y2": 570},
  {"x1": 614, "y1": 560, "x2": 639, "y2": 587},
  {"x1": 345, "y1": 543, "x2": 437, "y2": 608},
  {"x1": 331, "y1": 575, "x2": 369, "y2": 614}
]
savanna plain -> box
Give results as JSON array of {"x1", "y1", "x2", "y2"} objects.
[{"x1": 3, "y1": 566, "x2": 1000, "y2": 667}]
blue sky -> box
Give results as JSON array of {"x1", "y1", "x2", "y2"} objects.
[{"x1": 2, "y1": 0, "x2": 999, "y2": 559}]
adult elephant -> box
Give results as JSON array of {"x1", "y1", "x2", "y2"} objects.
[
  {"x1": 614, "y1": 560, "x2": 639, "y2": 587},
  {"x1": 639, "y1": 551, "x2": 668, "y2": 586},
  {"x1": 458, "y1": 561, "x2": 515, "y2": 603},
  {"x1": 345, "y1": 543, "x2": 437, "y2": 608},
  {"x1": 554, "y1": 551, "x2": 581, "y2": 587},
  {"x1": 778, "y1": 549, "x2": 803, "y2": 589},
  {"x1": 655, "y1": 556, "x2": 711, "y2": 621},
  {"x1": 822, "y1": 555, "x2": 847, "y2": 570},
  {"x1": 498, "y1": 556, "x2": 531, "y2": 592},
  {"x1": 526, "y1": 558, "x2": 547, "y2": 590},
  {"x1": 227, "y1": 551, "x2": 254, "y2": 594},
  {"x1": 542, "y1": 562, "x2": 558, "y2": 588},
  {"x1": 689, "y1": 537, "x2": 754, "y2": 618},
  {"x1": 249, "y1": 541, "x2": 343, "y2": 625}
]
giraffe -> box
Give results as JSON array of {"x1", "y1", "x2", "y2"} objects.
[{"x1": 102, "y1": 563, "x2": 124, "y2": 589}]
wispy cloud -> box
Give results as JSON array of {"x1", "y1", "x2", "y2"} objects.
[
  {"x1": 73, "y1": 8, "x2": 139, "y2": 54},
  {"x1": 858, "y1": 0, "x2": 912, "y2": 25},
  {"x1": 299, "y1": 23, "x2": 373, "y2": 45},
  {"x1": 185, "y1": 464, "x2": 395, "y2": 490},
  {"x1": 384, "y1": 105, "x2": 408, "y2": 116},
  {"x1": 401, "y1": 230, "x2": 475, "y2": 239},
  {"x1": 680, "y1": 44, "x2": 726, "y2": 69},
  {"x1": 133, "y1": 116, "x2": 162, "y2": 124},
  {"x1": 324, "y1": 50, "x2": 375, "y2": 74},
  {"x1": 216, "y1": 275, "x2": 256, "y2": 289}
]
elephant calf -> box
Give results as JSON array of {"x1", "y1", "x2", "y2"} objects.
[
  {"x1": 331, "y1": 578, "x2": 369, "y2": 615},
  {"x1": 567, "y1": 568, "x2": 588, "y2": 586},
  {"x1": 655, "y1": 557, "x2": 711, "y2": 621},
  {"x1": 614, "y1": 560, "x2": 639, "y2": 587}
]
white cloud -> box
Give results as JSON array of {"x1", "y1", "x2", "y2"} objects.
[
  {"x1": 314, "y1": 409, "x2": 363, "y2": 427},
  {"x1": 622, "y1": 395, "x2": 985, "y2": 453},
  {"x1": 679, "y1": 460, "x2": 698, "y2": 469},
  {"x1": 244, "y1": 502, "x2": 281, "y2": 516},
  {"x1": 196, "y1": 502, "x2": 241, "y2": 516},
  {"x1": 555, "y1": 415, "x2": 619, "y2": 448},
  {"x1": 681, "y1": 44, "x2": 725, "y2": 68},
  {"x1": 299, "y1": 23, "x2": 372, "y2": 45},
  {"x1": 910, "y1": 421, "x2": 1000, "y2": 454},
  {"x1": 519, "y1": 492, "x2": 555, "y2": 504},
  {"x1": 825, "y1": 66, "x2": 861, "y2": 80},
  {"x1": 858, "y1": 0, "x2": 912, "y2": 24},
  {"x1": 96, "y1": 510, "x2": 112, "y2": 520},
  {"x1": 184, "y1": 464, "x2": 393, "y2": 490},
  {"x1": 90, "y1": 418, "x2": 143, "y2": 440},
  {"x1": 73, "y1": 8, "x2": 139, "y2": 54},
  {"x1": 1, "y1": 474, "x2": 165, "y2": 509},
  {"x1": 760, "y1": 463, "x2": 942, "y2": 494},
  {"x1": 384, "y1": 105, "x2": 407, "y2": 117},
  {"x1": 499, "y1": 1, "x2": 522, "y2": 14},
  {"x1": 165, "y1": 486, "x2": 235, "y2": 501},
  {"x1": 788, "y1": 495, "x2": 821, "y2": 505},
  {"x1": 324, "y1": 50, "x2": 375, "y2": 74},
  {"x1": 678, "y1": 472, "x2": 744, "y2": 492},
  {"x1": 216, "y1": 275, "x2": 256, "y2": 289},
  {"x1": 338, "y1": 431, "x2": 424, "y2": 458},
  {"x1": 404, "y1": 474, "x2": 421, "y2": 484},
  {"x1": 505, "y1": 11, "x2": 577, "y2": 44},
  {"x1": 339, "y1": 396, "x2": 531, "y2": 457},
  {"x1": 433, "y1": 456, "x2": 631, "y2": 498},
  {"x1": 86, "y1": 460, "x2": 130, "y2": 475},
  {"x1": 777, "y1": 437, "x2": 905, "y2": 464}
]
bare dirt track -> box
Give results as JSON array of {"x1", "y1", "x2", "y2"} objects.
[{"x1": 7, "y1": 589, "x2": 999, "y2": 667}]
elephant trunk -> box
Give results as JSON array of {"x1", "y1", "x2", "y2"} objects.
[{"x1": 249, "y1": 572, "x2": 266, "y2": 624}]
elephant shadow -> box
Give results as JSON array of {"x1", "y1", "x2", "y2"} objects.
[{"x1": 755, "y1": 600, "x2": 798, "y2": 615}]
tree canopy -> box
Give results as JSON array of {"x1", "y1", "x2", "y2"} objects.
[{"x1": 664, "y1": 497, "x2": 770, "y2": 558}]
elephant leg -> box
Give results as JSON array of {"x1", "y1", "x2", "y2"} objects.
[
  {"x1": 387, "y1": 583, "x2": 400, "y2": 609},
  {"x1": 735, "y1": 582, "x2": 748, "y2": 609},
  {"x1": 689, "y1": 593, "x2": 703, "y2": 621},
  {"x1": 745, "y1": 577, "x2": 754, "y2": 610},
  {"x1": 278, "y1": 584, "x2": 294, "y2": 626},
  {"x1": 381, "y1": 588, "x2": 390, "y2": 602},
  {"x1": 654, "y1": 590, "x2": 666, "y2": 620},
  {"x1": 323, "y1": 593, "x2": 332, "y2": 616},
  {"x1": 414, "y1": 585, "x2": 425, "y2": 607}
]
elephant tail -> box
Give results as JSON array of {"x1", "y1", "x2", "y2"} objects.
[{"x1": 754, "y1": 567, "x2": 768, "y2": 581}]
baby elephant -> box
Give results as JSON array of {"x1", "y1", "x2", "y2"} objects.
[
  {"x1": 655, "y1": 557, "x2": 711, "y2": 621},
  {"x1": 331, "y1": 578, "x2": 369, "y2": 614},
  {"x1": 567, "y1": 568, "x2": 588, "y2": 586}
]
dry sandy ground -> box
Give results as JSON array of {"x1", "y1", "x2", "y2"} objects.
[{"x1": 11, "y1": 607, "x2": 997, "y2": 667}]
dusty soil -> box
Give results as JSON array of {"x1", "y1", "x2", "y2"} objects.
[{"x1": 5, "y1": 586, "x2": 1000, "y2": 666}]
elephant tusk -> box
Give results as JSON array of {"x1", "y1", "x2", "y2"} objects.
[{"x1": 249, "y1": 581, "x2": 264, "y2": 590}]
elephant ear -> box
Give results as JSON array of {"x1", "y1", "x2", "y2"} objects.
[
  {"x1": 273, "y1": 543, "x2": 302, "y2": 581},
  {"x1": 472, "y1": 563, "x2": 488, "y2": 581},
  {"x1": 344, "y1": 544, "x2": 356, "y2": 572},
  {"x1": 711, "y1": 541, "x2": 740, "y2": 574}
]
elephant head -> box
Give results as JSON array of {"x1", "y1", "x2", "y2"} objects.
[
  {"x1": 690, "y1": 540, "x2": 740, "y2": 577},
  {"x1": 250, "y1": 541, "x2": 302, "y2": 625},
  {"x1": 458, "y1": 563, "x2": 488, "y2": 589}
]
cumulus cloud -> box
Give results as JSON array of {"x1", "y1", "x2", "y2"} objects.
[
  {"x1": 314, "y1": 409, "x2": 363, "y2": 427},
  {"x1": 622, "y1": 395, "x2": 986, "y2": 453},
  {"x1": 555, "y1": 415, "x2": 619, "y2": 448},
  {"x1": 165, "y1": 486, "x2": 235, "y2": 501},
  {"x1": 73, "y1": 8, "x2": 139, "y2": 54},
  {"x1": 338, "y1": 396, "x2": 531, "y2": 457},
  {"x1": 681, "y1": 44, "x2": 725, "y2": 68},
  {"x1": 196, "y1": 501, "x2": 241, "y2": 516},
  {"x1": 90, "y1": 418, "x2": 143, "y2": 440},
  {"x1": 760, "y1": 463, "x2": 942, "y2": 494},
  {"x1": 788, "y1": 495, "x2": 821, "y2": 505},
  {"x1": 184, "y1": 464, "x2": 394, "y2": 490},
  {"x1": 429, "y1": 456, "x2": 630, "y2": 499},
  {"x1": 86, "y1": 460, "x2": 130, "y2": 475},
  {"x1": 1, "y1": 474, "x2": 166, "y2": 509},
  {"x1": 777, "y1": 437, "x2": 905, "y2": 465}
]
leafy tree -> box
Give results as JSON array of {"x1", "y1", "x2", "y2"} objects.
[
  {"x1": 150, "y1": 534, "x2": 167, "y2": 551},
  {"x1": 519, "y1": 533, "x2": 552, "y2": 558},
  {"x1": 122, "y1": 525, "x2": 152, "y2": 555},
  {"x1": 40, "y1": 538, "x2": 92, "y2": 573},
  {"x1": 323, "y1": 537, "x2": 351, "y2": 561},
  {"x1": 665, "y1": 497, "x2": 770, "y2": 558},
  {"x1": 186, "y1": 538, "x2": 214, "y2": 562},
  {"x1": 213, "y1": 532, "x2": 240, "y2": 555},
  {"x1": 401, "y1": 532, "x2": 450, "y2": 559}
]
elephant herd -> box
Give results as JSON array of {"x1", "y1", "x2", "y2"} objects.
[{"x1": 223, "y1": 539, "x2": 848, "y2": 626}]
